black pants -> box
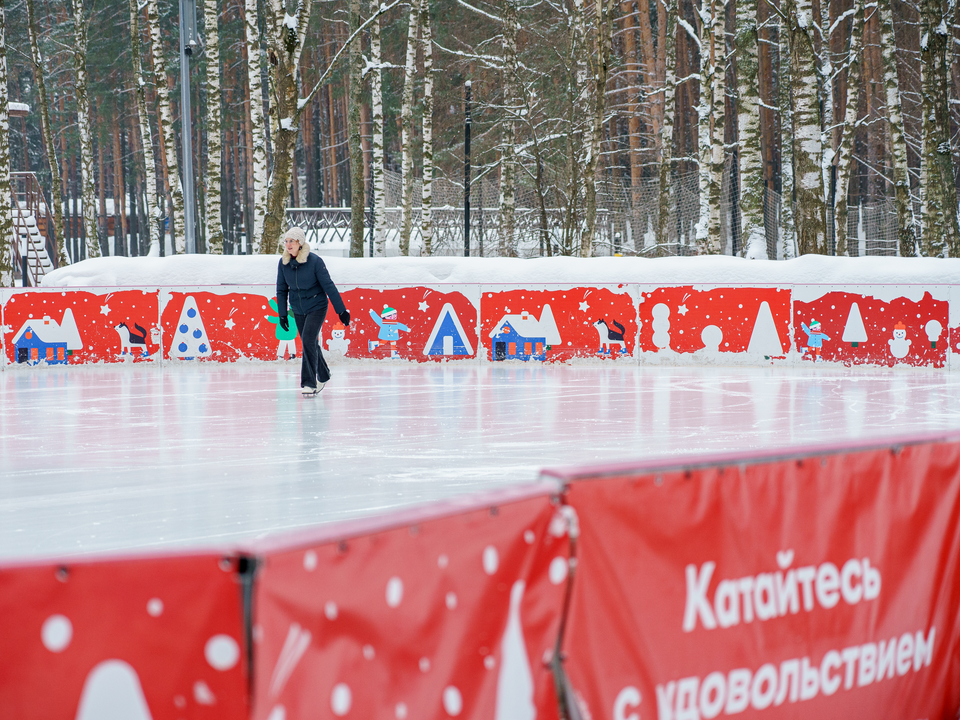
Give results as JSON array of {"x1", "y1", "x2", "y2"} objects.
[{"x1": 295, "y1": 308, "x2": 331, "y2": 388}]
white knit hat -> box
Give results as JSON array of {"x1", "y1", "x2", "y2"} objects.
[{"x1": 283, "y1": 226, "x2": 306, "y2": 245}]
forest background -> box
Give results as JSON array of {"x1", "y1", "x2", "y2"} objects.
[{"x1": 0, "y1": 0, "x2": 958, "y2": 282}]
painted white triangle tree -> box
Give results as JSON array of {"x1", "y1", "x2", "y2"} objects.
[
  {"x1": 842, "y1": 302, "x2": 867, "y2": 347},
  {"x1": 747, "y1": 301, "x2": 784, "y2": 357}
]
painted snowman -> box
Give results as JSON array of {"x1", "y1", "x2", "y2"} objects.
[
  {"x1": 888, "y1": 322, "x2": 911, "y2": 359},
  {"x1": 325, "y1": 321, "x2": 351, "y2": 356}
]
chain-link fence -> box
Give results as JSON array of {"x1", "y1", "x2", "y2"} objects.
[{"x1": 288, "y1": 168, "x2": 905, "y2": 258}]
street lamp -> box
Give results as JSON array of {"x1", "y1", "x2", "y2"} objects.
[{"x1": 180, "y1": 0, "x2": 199, "y2": 253}]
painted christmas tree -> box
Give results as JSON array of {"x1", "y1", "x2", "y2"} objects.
[
  {"x1": 170, "y1": 296, "x2": 212, "y2": 359},
  {"x1": 747, "y1": 301, "x2": 784, "y2": 357},
  {"x1": 842, "y1": 302, "x2": 867, "y2": 347}
]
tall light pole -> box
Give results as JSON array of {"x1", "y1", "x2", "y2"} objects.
[
  {"x1": 179, "y1": 0, "x2": 199, "y2": 253},
  {"x1": 463, "y1": 81, "x2": 471, "y2": 258}
]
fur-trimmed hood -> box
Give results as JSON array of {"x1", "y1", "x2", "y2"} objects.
[{"x1": 281, "y1": 241, "x2": 312, "y2": 265}]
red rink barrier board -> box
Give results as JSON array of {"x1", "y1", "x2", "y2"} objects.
[
  {"x1": 551, "y1": 438, "x2": 960, "y2": 719},
  {"x1": 249, "y1": 486, "x2": 571, "y2": 720},
  {"x1": 0, "y1": 552, "x2": 248, "y2": 719},
  {"x1": 1, "y1": 283, "x2": 957, "y2": 368}
]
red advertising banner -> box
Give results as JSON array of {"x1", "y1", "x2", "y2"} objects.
[
  {"x1": 0, "y1": 552, "x2": 248, "y2": 719},
  {"x1": 553, "y1": 438, "x2": 960, "y2": 719},
  {"x1": 250, "y1": 486, "x2": 571, "y2": 720}
]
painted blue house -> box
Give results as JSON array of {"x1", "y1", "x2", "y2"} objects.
[
  {"x1": 423, "y1": 303, "x2": 474, "y2": 357},
  {"x1": 488, "y1": 306, "x2": 562, "y2": 362},
  {"x1": 13, "y1": 317, "x2": 68, "y2": 365}
]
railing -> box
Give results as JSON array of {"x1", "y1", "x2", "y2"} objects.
[{"x1": 10, "y1": 172, "x2": 57, "y2": 285}]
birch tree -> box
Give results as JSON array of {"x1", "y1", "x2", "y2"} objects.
[
  {"x1": 26, "y1": 0, "x2": 66, "y2": 265},
  {"x1": 260, "y1": 0, "x2": 312, "y2": 252},
  {"x1": 833, "y1": 0, "x2": 863, "y2": 256},
  {"x1": 656, "y1": 0, "x2": 676, "y2": 254},
  {"x1": 258, "y1": 1, "x2": 399, "y2": 253},
  {"x1": 582, "y1": 0, "x2": 613, "y2": 257},
  {"x1": 0, "y1": 0, "x2": 11, "y2": 285},
  {"x1": 71, "y1": 0, "x2": 100, "y2": 259},
  {"x1": 129, "y1": 0, "x2": 160, "y2": 256},
  {"x1": 348, "y1": 0, "x2": 365, "y2": 257},
  {"x1": 695, "y1": 0, "x2": 725, "y2": 253},
  {"x1": 371, "y1": 11, "x2": 386, "y2": 255},
  {"x1": 919, "y1": 0, "x2": 960, "y2": 256},
  {"x1": 736, "y1": 0, "x2": 764, "y2": 256},
  {"x1": 787, "y1": 0, "x2": 827, "y2": 254},
  {"x1": 399, "y1": 0, "x2": 421, "y2": 256},
  {"x1": 499, "y1": 0, "x2": 519, "y2": 257},
  {"x1": 422, "y1": 0, "x2": 435, "y2": 255},
  {"x1": 146, "y1": 0, "x2": 183, "y2": 252},
  {"x1": 878, "y1": 0, "x2": 916, "y2": 256},
  {"x1": 203, "y1": 0, "x2": 223, "y2": 254},
  {"x1": 245, "y1": 0, "x2": 268, "y2": 252}
]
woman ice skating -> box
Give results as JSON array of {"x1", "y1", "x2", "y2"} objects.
[{"x1": 276, "y1": 227, "x2": 350, "y2": 396}]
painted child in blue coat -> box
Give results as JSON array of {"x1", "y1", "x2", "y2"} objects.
[
  {"x1": 368, "y1": 306, "x2": 409, "y2": 359},
  {"x1": 801, "y1": 319, "x2": 830, "y2": 362}
]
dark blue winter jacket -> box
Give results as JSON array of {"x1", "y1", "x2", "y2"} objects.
[{"x1": 276, "y1": 243, "x2": 347, "y2": 318}]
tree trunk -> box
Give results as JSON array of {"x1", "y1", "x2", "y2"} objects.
[
  {"x1": 348, "y1": 0, "x2": 365, "y2": 257},
  {"x1": 129, "y1": 0, "x2": 160, "y2": 256},
  {"x1": 657, "y1": 0, "x2": 677, "y2": 254},
  {"x1": 788, "y1": 0, "x2": 827, "y2": 254},
  {"x1": 146, "y1": 0, "x2": 183, "y2": 253},
  {"x1": 736, "y1": 0, "x2": 763, "y2": 256},
  {"x1": 695, "y1": 0, "x2": 724, "y2": 254},
  {"x1": 71, "y1": 0, "x2": 99, "y2": 260},
  {"x1": 371, "y1": 12, "x2": 386, "y2": 254},
  {"x1": 244, "y1": 0, "x2": 268, "y2": 252},
  {"x1": 113, "y1": 123, "x2": 128, "y2": 256},
  {"x1": 422, "y1": 0, "x2": 434, "y2": 255},
  {"x1": 261, "y1": 0, "x2": 312, "y2": 254},
  {"x1": 919, "y1": 0, "x2": 960, "y2": 256},
  {"x1": 400, "y1": 0, "x2": 421, "y2": 256},
  {"x1": 833, "y1": 0, "x2": 862, "y2": 257},
  {"x1": 500, "y1": 0, "x2": 519, "y2": 257},
  {"x1": 0, "y1": 0, "x2": 11, "y2": 285},
  {"x1": 26, "y1": 0, "x2": 66, "y2": 266},
  {"x1": 757, "y1": 0, "x2": 781, "y2": 259},
  {"x1": 583, "y1": 0, "x2": 613, "y2": 257},
  {"x1": 203, "y1": 0, "x2": 224, "y2": 254},
  {"x1": 877, "y1": 0, "x2": 916, "y2": 256}
]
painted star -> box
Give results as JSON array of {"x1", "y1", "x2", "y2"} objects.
[
  {"x1": 100, "y1": 304, "x2": 111, "y2": 315},
  {"x1": 579, "y1": 301, "x2": 590, "y2": 312},
  {"x1": 678, "y1": 305, "x2": 688, "y2": 316},
  {"x1": 225, "y1": 319, "x2": 236, "y2": 330},
  {"x1": 419, "y1": 301, "x2": 429, "y2": 312}
]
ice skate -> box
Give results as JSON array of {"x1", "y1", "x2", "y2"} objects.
[{"x1": 301, "y1": 385, "x2": 321, "y2": 397}]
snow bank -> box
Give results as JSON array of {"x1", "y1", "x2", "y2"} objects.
[{"x1": 41, "y1": 253, "x2": 960, "y2": 289}]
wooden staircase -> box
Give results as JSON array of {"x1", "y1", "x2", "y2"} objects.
[{"x1": 11, "y1": 172, "x2": 57, "y2": 285}]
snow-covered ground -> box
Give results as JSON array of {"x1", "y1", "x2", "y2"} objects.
[
  {"x1": 41, "y1": 252, "x2": 960, "y2": 289},
  {"x1": 3, "y1": 362, "x2": 959, "y2": 561}
]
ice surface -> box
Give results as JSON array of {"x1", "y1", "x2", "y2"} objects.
[{"x1": 3, "y1": 362, "x2": 960, "y2": 561}]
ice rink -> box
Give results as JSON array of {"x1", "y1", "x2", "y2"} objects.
[{"x1": 3, "y1": 361, "x2": 960, "y2": 561}]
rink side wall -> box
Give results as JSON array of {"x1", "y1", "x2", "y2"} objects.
[
  {"x1": 1, "y1": 283, "x2": 957, "y2": 369},
  {"x1": 3, "y1": 437, "x2": 960, "y2": 718}
]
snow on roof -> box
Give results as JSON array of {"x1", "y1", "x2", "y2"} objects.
[
  {"x1": 40, "y1": 253, "x2": 960, "y2": 291},
  {"x1": 8, "y1": 101, "x2": 29, "y2": 115},
  {"x1": 489, "y1": 305, "x2": 562, "y2": 345},
  {"x1": 12, "y1": 316, "x2": 69, "y2": 346}
]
